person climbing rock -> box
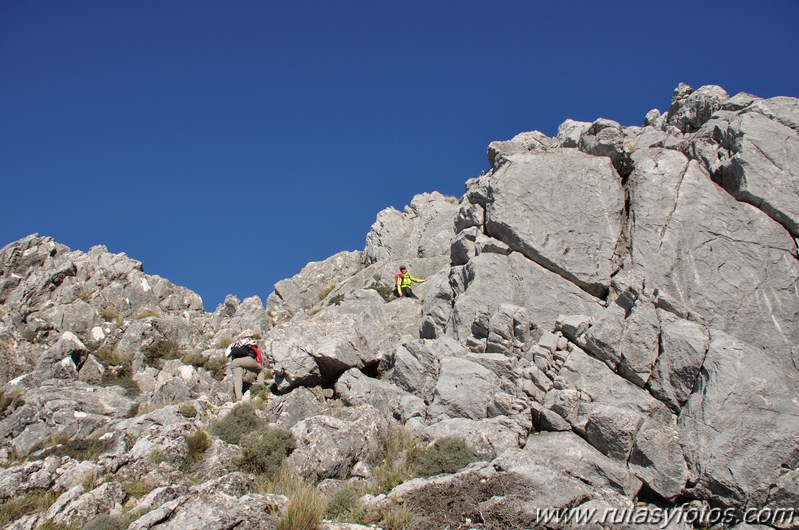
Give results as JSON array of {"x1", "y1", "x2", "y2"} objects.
[
  {"x1": 225, "y1": 329, "x2": 264, "y2": 401},
  {"x1": 394, "y1": 265, "x2": 425, "y2": 299}
]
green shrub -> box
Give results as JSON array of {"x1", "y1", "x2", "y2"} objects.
[
  {"x1": 237, "y1": 426, "x2": 295, "y2": 478},
  {"x1": 326, "y1": 485, "x2": 368, "y2": 523},
  {"x1": 212, "y1": 403, "x2": 262, "y2": 445},
  {"x1": 415, "y1": 436, "x2": 475, "y2": 478},
  {"x1": 185, "y1": 429, "x2": 211, "y2": 466},
  {"x1": 276, "y1": 480, "x2": 327, "y2": 530},
  {"x1": 180, "y1": 351, "x2": 206, "y2": 368},
  {"x1": 0, "y1": 490, "x2": 58, "y2": 526},
  {"x1": 142, "y1": 341, "x2": 182, "y2": 368},
  {"x1": 368, "y1": 282, "x2": 396, "y2": 302},
  {"x1": 327, "y1": 293, "x2": 345, "y2": 306},
  {"x1": 204, "y1": 355, "x2": 228, "y2": 381}
]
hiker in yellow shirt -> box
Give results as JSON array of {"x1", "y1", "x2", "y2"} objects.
[{"x1": 394, "y1": 265, "x2": 425, "y2": 299}]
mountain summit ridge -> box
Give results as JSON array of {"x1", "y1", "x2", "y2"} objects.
[{"x1": 1, "y1": 83, "x2": 797, "y2": 529}]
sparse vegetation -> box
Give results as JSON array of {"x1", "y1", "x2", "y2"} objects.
[
  {"x1": 81, "y1": 470, "x2": 100, "y2": 491},
  {"x1": 204, "y1": 355, "x2": 228, "y2": 381},
  {"x1": 0, "y1": 490, "x2": 58, "y2": 526},
  {"x1": 184, "y1": 429, "x2": 211, "y2": 468},
  {"x1": 318, "y1": 283, "x2": 337, "y2": 301},
  {"x1": 216, "y1": 335, "x2": 234, "y2": 349},
  {"x1": 148, "y1": 448, "x2": 167, "y2": 464},
  {"x1": 94, "y1": 348, "x2": 140, "y2": 396},
  {"x1": 122, "y1": 479, "x2": 157, "y2": 498},
  {"x1": 100, "y1": 307, "x2": 123, "y2": 326},
  {"x1": 327, "y1": 293, "x2": 345, "y2": 306},
  {"x1": 307, "y1": 305, "x2": 324, "y2": 316},
  {"x1": 76, "y1": 287, "x2": 92, "y2": 302},
  {"x1": 135, "y1": 308, "x2": 160, "y2": 320},
  {"x1": 380, "y1": 503, "x2": 418, "y2": 530},
  {"x1": 415, "y1": 436, "x2": 475, "y2": 478},
  {"x1": 368, "y1": 281, "x2": 396, "y2": 302},
  {"x1": 326, "y1": 485, "x2": 368, "y2": 524},
  {"x1": 0, "y1": 388, "x2": 24, "y2": 418},
  {"x1": 180, "y1": 351, "x2": 206, "y2": 368},
  {"x1": 372, "y1": 426, "x2": 420, "y2": 494},
  {"x1": 276, "y1": 480, "x2": 327, "y2": 530},
  {"x1": 237, "y1": 426, "x2": 295, "y2": 478},
  {"x1": 84, "y1": 513, "x2": 137, "y2": 530},
  {"x1": 178, "y1": 404, "x2": 198, "y2": 418},
  {"x1": 142, "y1": 340, "x2": 182, "y2": 368},
  {"x1": 212, "y1": 403, "x2": 262, "y2": 445},
  {"x1": 38, "y1": 436, "x2": 111, "y2": 462}
]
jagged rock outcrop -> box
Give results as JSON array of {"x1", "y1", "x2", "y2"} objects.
[{"x1": 0, "y1": 82, "x2": 797, "y2": 529}]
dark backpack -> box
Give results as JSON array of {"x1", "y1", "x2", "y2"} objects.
[{"x1": 229, "y1": 344, "x2": 254, "y2": 359}]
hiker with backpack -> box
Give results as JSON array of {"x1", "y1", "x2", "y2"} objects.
[
  {"x1": 394, "y1": 265, "x2": 425, "y2": 299},
  {"x1": 225, "y1": 330, "x2": 265, "y2": 401}
]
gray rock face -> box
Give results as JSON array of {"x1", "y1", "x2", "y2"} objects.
[
  {"x1": 364, "y1": 192, "x2": 459, "y2": 267},
  {"x1": 483, "y1": 150, "x2": 625, "y2": 297},
  {"x1": 718, "y1": 97, "x2": 799, "y2": 237},
  {"x1": 287, "y1": 405, "x2": 388, "y2": 482},
  {"x1": 678, "y1": 330, "x2": 799, "y2": 509}
]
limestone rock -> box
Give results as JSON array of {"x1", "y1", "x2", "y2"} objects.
[{"x1": 483, "y1": 150, "x2": 625, "y2": 297}]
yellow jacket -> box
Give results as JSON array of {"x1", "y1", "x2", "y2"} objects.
[{"x1": 395, "y1": 272, "x2": 425, "y2": 294}]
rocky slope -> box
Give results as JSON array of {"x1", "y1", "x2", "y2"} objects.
[{"x1": 0, "y1": 83, "x2": 797, "y2": 529}]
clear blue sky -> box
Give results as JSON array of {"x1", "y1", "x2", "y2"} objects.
[{"x1": 2, "y1": 1, "x2": 798, "y2": 310}]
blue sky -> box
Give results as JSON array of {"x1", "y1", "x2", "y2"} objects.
[{"x1": 2, "y1": 1, "x2": 798, "y2": 310}]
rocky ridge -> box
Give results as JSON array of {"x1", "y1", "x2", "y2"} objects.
[{"x1": 0, "y1": 82, "x2": 797, "y2": 529}]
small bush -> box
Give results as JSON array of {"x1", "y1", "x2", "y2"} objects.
[
  {"x1": 148, "y1": 448, "x2": 167, "y2": 464},
  {"x1": 180, "y1": 351, "x2": 206, "y2": 368},
  {"x1": 216, "y1": 335, "x2": 234, "y2": 349},
  {"x1": 276, "y1": 481, "x2": 327, "y2": 530},
  {"x1": 0, "y1": 490, "x2": 58, "y2": 526},
  {"x1": 179, "y1": 404, "x2": 198, "y2": 418},
  {"x1": 259, "y1": 462, "x2": 306, "y2": 496},
  {"x1": 100, "y1": 307, "x2": 123, "y2": 326},
  {"x1": 142, "y1": 340, "x2": 182, "y2": 368},
  {"x1": 135, "y1": 308, "x2": 160, "y2": 319},
  {"x1": 185, "y1": 429, "x2": 211, "y2": 463},
  {"x1": 84, "y1": 513, "x2": 135, "y2": 530},
  {"x1": 204, "y1": 355, "x2": 228, "y2": 381},
  {"x1": 82, "y1": 471, "x2": 99, "y2": 491},
  {"x1": 415, "y1": 436, "x2": 475, "y2": 478},
  {"x1": 237, "y1": 426, "x2": 295, "y2": 478},
  {"x1": 371, "y1": 426, "x2": 420, "y2": 494},
  {"x1": 75, "y1": 288, "x2": 92, "y2": 302},
  {"x1": 368, "y1": 282, "x2": 396, "y2": 302},
  {"x1": 212, "y1": 403, "x2": 262, "y2": 445},
  {"x1": 380, "y1": 503, "x2": 417, "y2": 530},
  {"x1": 122, "y1": 480, "x2": 156, "y2": 498},
  {"x1": 327, "y1": 293, "x2": 345, "y2": 306},
  {"x1": 327, "y1": 485, "x2": 368, "y2": 523}
]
